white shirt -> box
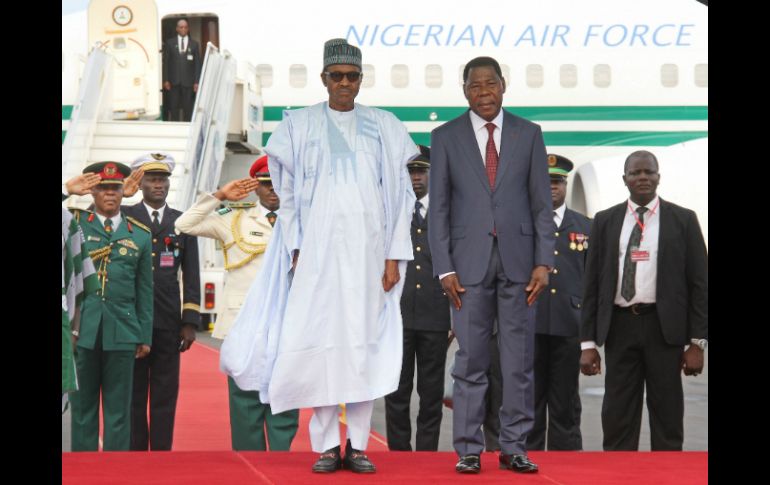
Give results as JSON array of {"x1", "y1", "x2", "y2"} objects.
[
  {"x1": 468, "y1": 109, "x2": 503, "y2": 165},
  {"x1": 259, "y1": 204, "x2": 278, "y2": 219},
  {"x1": 415, "y1": 194, "x2": 429, "y2": 219},
  {"x1": 178, "y1": 35, "x2": 188, "y2": 53},
  {"x1": 553, "y1": 203, "x2": 566, "y2": 228},
  {"x1": 96, "y1": 212, "x2": 122, "y2": 231},
  {"x1": 582, "y1": 195, "x2": 661, "y2": 351},
  {"x1": 143, "y1": 202, "x2": 167, "y2": 224},
  {"x1": 439, "y1": 111, "x2": 503, "y2": 281}
]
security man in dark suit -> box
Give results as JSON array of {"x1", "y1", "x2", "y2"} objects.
[
  {"x1": 528, "y1": 154, "x2": 591, "y2": 451},
  {"x1": 385, "y1": 145, "x2": 451, "y2": 451},
  {"x1": 124, "y1": 153, "x2": 201, "y2": 451},
  {"x1": 580, "y1": 150, "x2": 708, "y2": 451},
  {"x1": 162, "y1": 18, "x2": 202, "y2": 121},
  {"x1": 69, "y1": 161, "x2": 153, "y2": 451}
]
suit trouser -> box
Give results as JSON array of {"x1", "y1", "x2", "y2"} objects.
[
  {"x1": 130, "y1": 328, "x2": 180, "y2": 451},
  {"x1": 227, "y1": 377, "x2": 299, "y2": 450},
  {"x1": 452, "y1": 240, "x2": 535, "y2": 456},
  {"x1": 70, "y1": 325, "x2": 135, "y2": 451},
  {"x1": 385, "y1": 328, "x2": 448, "y2": 451},
  {"x1": 482, "y1": 329, "x2": 502, "y2": 451},
  {"x1": 166, "y1": 85, "x2": 194, "y2": 121},
  {"x1": 528, "y1": 333, "x2": 583, "y2": 450},
  {"x1": 602, "y1": 309, "x2": 684, "y2": 451},
  {"x1": 310, "y1": 401, "x2": 374, "y2": 452}
]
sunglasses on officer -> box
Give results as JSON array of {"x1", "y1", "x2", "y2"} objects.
[{"x1": 324, "y1": 71, "x2": 363, "y2": 82}]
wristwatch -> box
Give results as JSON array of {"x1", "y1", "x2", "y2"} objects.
[{"x1": 690, "y1": 338, "x2": 707, "y2": 350}]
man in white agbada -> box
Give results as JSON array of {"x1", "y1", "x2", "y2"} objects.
[{"x1": 220, "y1": 38, "x2": 418, "y2": 473}]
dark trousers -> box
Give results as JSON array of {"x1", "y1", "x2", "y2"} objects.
[
  {"x1": 166, "y1": 85, "x2": 194, "y2": 121},
  {"x1": 482, "y1": 330, "x2": 502, "y2": 451},
  {"x1": 227, "y1": 377, "x2": 299, "y2": 450},
  {"x1": 603, "y1": 309, "x2": 684, "y2": 451},
  {"x1": 529, "y1": 334, "x2": 583, "y2": 450},
  {"x1": 385, "y1": 329, "x2": 449, "y2": 451},
  {"x1": 130, "y1": 328, "x2": 180, "y2": 451},
  {"x1": 452, "y1": 241, "x2": 535, "y2": 456}
]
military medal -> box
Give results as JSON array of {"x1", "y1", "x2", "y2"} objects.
[
  {"x1": 119, "y1": 247, "x2": 128, "y2": 255},
  {"x1": 582, "y1": 235, "x2": 589, "y2": 250},
  {"x1": 576, "y1": 233, "x2": 585, "y2": 251},
  {"x1": 569, "y1": 232, "x2": 577, "y2": 250}
]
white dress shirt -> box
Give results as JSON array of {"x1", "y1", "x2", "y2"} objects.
[
  {"x1": 415, "y1": 194, "x2": 429, "y2": 219},
  {"x1": 143, "y1": 202, "x2": 167, "y2": 224},
  {"x1": 259, "y1": 204, "x2": 278, "y2": 219},
  {"x1": 553, "y1": 203, "x2": 566, "y2": 228},
  {"x1": 178, "y1": 35, "x2": 188, "y2": 53},
  {"x1": 468, "y1": 109, "x2": 503, "y2": 164},
  {"x1": 96, "y1": 212, "x2": 122, "y2": 231},
  {"x1": 582, "y1": 195, "x2": 661, "y2": 351}
]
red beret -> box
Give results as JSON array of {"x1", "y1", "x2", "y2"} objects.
[{"x1": 249, "y1": 155, "x2": 270, "y2": 180}]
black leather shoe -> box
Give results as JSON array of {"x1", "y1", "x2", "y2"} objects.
[
  {"x1": 342, "y1": 439, "x2": 376, "y2": 473},
  {"x1": 311, "y1": 446, "x2": 342, "y2": 473},
  {"x1": 499, "y1": 453, "x2": 539, "y2": 473},
  {"x1": 455, "y1": 454, "x2": 481, "y2": 473}
]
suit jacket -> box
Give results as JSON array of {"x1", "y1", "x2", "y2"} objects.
[
  {"x1": 175, "y1": 193, "x2": 273, "y2": 339},
  {"x1": 428, "y1": 109, "x2": 554, "y2": 285},
  {"x1": 162, "y1": 37, "x2": 202, "y2": 87},
  {"x1": 123, "y1": 203, "x2": 201, "y2": 331},
  {"x1": 536, "y1": 208, "x2": 592, "y2": 337},
  {"x1": 72, "y1": 209, "x2": 154, "y2": 351},
  {"x1": 401, "y1": 213, "x2": 451, "y2": 331},
  {"x1": 580, "y1": 198, "x2": 708, "y2": 346}
]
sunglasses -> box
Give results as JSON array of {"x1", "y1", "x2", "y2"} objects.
[{"x1": 324, "y1": 71, "x2": 362, "y2": 82}]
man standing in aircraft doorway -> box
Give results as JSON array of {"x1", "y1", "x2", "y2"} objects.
[{"x1": 163, "y1": 18, "x2": 202, "y2": 121}]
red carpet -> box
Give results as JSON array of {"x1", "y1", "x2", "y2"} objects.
[
  {"x1": 62, "y1": 451, "x2": 708, "y2": 484},
  {"x1": 173, "y1": 341, "x2": 389, "y2": 451}
]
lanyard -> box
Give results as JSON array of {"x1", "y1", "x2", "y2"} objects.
[{"x1": 628, "y1": 198, "x2": 659, "y2": 243}]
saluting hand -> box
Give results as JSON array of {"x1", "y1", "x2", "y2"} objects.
[
  {"x1": 525, "y1": 265, "x2": 550, "y2": 306},
  {"x1": 123, "y1": 168, "x2": 144, "y2": 198},
  {"x1": 215, "y1": 178, "x2": 260, "y2": 201},
  {"x1": 65, "y1": 173, "x2": 102, "y2": 196},
  {"x1": 441, "y1": 274, "x2": 465, "y2": 311}
]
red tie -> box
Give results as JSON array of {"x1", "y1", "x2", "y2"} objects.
[{"x1": 485, "y1": 123, "x2": 498, "y2": 190}]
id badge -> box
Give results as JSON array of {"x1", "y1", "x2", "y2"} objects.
[
  {"x1": 630, "y1": 247, "x2": 650, "y2": 263},
  {"x1": 160, "y1": 251, "x2": 175, "y2": 268},
  {"x1": 187, "y1": 54, "x2": 194, "y2": 61}
]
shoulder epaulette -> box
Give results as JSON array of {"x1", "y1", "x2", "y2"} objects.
[
  {"x1": 217, "y1": 207, "x2": 233, "y2": 215},
  {"x1": 228, "y1": 202, "x2": 256, "y2": 209},
  {"x1": 126, "y1": 216, "x2": 151, "y2": 233},
  {"x1": 69, "y1": 207, "x2": 93, "y2": 223}
]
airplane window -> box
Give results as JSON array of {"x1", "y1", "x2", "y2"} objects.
[
  {"x1": 290, "y1": 64, "x2": 307, "y2": 88},
  {"x1": 526, "y1": 64, "x2": 544, "y2": 88},
  {"x1": 560, "y1": 65, "x2": 577, "y2": 88},
  {"x1": 500, "y1": 64, "x2": 510, "y2": 85},
  {"x1": 661, "y1": 64, "x2": 678, "y2": 88},
  {"x1": 392, "y1": 64, "x2": 409, "y2": 88},
  {"x1": 362, "y1": 64, "x2": 375, "y2": 88},
  {"x1": 594, "y1": 64, "x2": 611, "y2": 88},
  {"x1": 425, "y1": 64, "x2": 442, "y2": 88},
  {"x1": 694, "y1": 64, "x2": 708, "y2": 88},
  {"x1": 256, "y1": 64, "x2": 273, "y2": 88}
]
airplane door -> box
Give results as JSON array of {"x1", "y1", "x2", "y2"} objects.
[{"x1": 88, "y1": 0, "x2": 160, "y2": 119}]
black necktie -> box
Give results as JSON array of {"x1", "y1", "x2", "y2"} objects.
[
  {"x1": 266, "y1": 211, "x2": 277, "y2": 227},
  {"x1": 414, "y1": 200, "x2": 424, "y2": 226},
  {"x1": 104, "y1": 218, "x2": 113, "y2": 235},
  {"x1": 620, "y1": 206, "x2": 649, "y2": 301},
  {"x1": 152, "y1": 210, "x2": 160, "y2": 228},
  {"x1": 181, "y1": 37, "x2": 186, "y2": 53}
]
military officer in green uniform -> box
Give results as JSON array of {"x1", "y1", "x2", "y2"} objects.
[
  {"x1": 69, "y1": 161, "x2": 154, "y2": 451},
  {"x1": 175, "y1": 156, "x2": 299, "y2": 451}
]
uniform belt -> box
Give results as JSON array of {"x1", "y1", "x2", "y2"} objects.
[{"x1": 614, "y1": 303, "x2": 656, "y2": 315}]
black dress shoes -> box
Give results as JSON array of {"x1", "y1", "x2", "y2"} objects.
[
  {"x1": 455, "y1": 454, "x2": 481, "y2": 473},
  {"x1": 499, "y1": 453, "x2": 539, "y2": 473},
  {"x1": 311, "y1": 445, "x2": 342, "y2": 473},
  {"x1": 342, "y1": 439, "x2": 376, "y2": 473}
]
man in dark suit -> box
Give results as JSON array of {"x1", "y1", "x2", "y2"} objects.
[
  {"x1": 385, "y1": 145, "x2": 451, "y2": 452},
  {"x1": 162, "y1": 19, "x2": 202, "y2": 121},
  {"x1": 528, "y1": 154, "x2": 591, "y2": 451},
  {"x1": 428, "y1": 56, "x2": 554, "y2": 474},
  {"x1": 124, "y1": 152, "x2": 201, "y2": 451},
  {"x1": 579, "y1": 150, "x2": 708, "y2": 451}
]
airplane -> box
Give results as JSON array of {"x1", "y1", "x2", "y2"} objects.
[{"x1": 62, "y1": 0, "x2": 708, "y2": 321}]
